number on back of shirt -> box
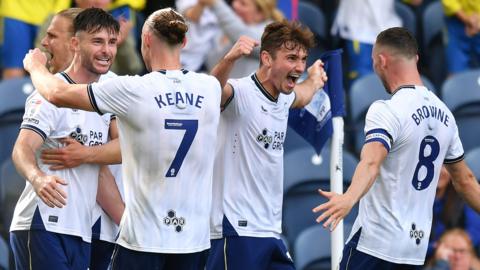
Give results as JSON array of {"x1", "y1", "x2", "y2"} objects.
[
  {"x1": 411, "y1": 135, "x2": 440, "y2": 190},
  {"x1": 164, "y1": 119, "x2": 198, "y2": 177}
]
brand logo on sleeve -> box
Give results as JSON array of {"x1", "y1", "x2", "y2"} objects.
[{"x1": 409, "y1": 223, "x2": 424, "y2": 245}]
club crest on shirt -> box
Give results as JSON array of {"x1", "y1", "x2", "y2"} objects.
[{"x1": 163, "y1": 210, "x2": 186, "y2": 233}]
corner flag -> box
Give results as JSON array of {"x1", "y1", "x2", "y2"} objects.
[{"x1": 288, "y1": 49, "x2": 345, "y2": 154}]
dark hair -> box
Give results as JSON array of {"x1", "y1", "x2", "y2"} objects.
[
  {"x1": 376, "y1": 27, "x2": 418, "y2": 59},
  {"x1": 73, "y1": 7, "x2": 120, "y2": 35},
  {"x1": 260, "y1": 20, "x2": 315, "y2": 61},
  {"x1": 146, "y1": 8, "x2": 188, "y2": 46}
]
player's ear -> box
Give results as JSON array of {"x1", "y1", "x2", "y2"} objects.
[
  {"x1": 71, "y1": 36, "x2": 80, "y2": 52},
  {"x1": 181, "y1": 37, "x2": 187, "y2": 49},
  {"x1": 378, "y1": 53, "x2": 387, "y2": 69},
  {"x1": 260, "y1": 50, "x2": 272, "y2": 68}
]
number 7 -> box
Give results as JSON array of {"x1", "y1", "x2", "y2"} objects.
[{"x1": 164, "y1": 119, "x2": 198, "y2": 177}]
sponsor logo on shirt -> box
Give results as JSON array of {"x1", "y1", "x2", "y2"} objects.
[
  {"x1": 256, "y1": 128, "x2": 285, "y2": 151},
  {"x1": 163, "y1": 210, "x2": 186, "y2": 233},
  {"x1": 409, "y1": 223, "x2": 424, "y2": 245}
]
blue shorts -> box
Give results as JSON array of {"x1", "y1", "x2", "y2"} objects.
[
  {"x1": 10, "y1": 230, "x2": 90, "y2": 270},
  {"x1": 2, "y1": 17, "x2": 38, "y2": 68},
  {"x1": 109, "y1": 245, "x2": 208, "y2": 270},
  {"x1": 445, "y1": 17, "x2": 480, "y2": 74},
  {"x1": 339, "y1": 228, "x2": 422, "y2": 270},
  {"x1": 206, "y1": 237, "x2": 294, "y2": 270},
  {"x1": 345, "y1": 40, "x2": 373, "y2": 82},
  {"x1": 91, "y1": 239, "x2": 115, "y2": 270}
]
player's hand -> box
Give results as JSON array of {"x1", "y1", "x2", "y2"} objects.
[
  {"x1": 41, "y1": 138, "x2": 89, "y2": 170},
  {"x1": 23, "y1": 48, "x2": 48, "y2": 73},
  {"x1": 312, "y1": 189, "x2": 354, "y2": 231},
  {"x1": 306, "y1": 60, "x2": 328, "y2": 90},
  {"x1": 434, "y1": 242, "x2": 452, "y2": 261},
  {"x1": 117, "y1": 16, "x2": 133, "y2": 45},
  {"x1": 31, "y1": 174, "x2": 68, "y2": 208},
  {"x1": 224, "y1": 36, "x2": 259, "y2": 62}
]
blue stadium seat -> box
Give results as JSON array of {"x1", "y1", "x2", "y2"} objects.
[
  {"x1": 284, "y1": 126, "x2": 311, "y2": 154},
  {"x1": 349, "y1": 73, "x2": 435, "y2": 154},
  {"x1": 465, "y1": 147, "x2": 480, "y2": 180},
  {"x1": 0, "y1": 77, "x2": 34, "y2": 166},
  {"x1": 293, "y1": 223, "x2": 353, "y2": 270},
  {"x1": 395, "y1": 2, "x2": 416, "y2": 36},
  {"x1": 297, "y1": 1, "x2": 327, "y2": 66},
  {"x1": 0, "y1": 158, "x2": 25, "y2": 233},
  {"x1": 282, "y1": 145, "x2": 359, "y2": 245},
  {"x1": 0, "y1": 235, "x2": 8, "y2": 270},
  {"x1": 441, "y1": 69, "x2": 480, "y2": 153},
  {"x1": 422, "y1": 1, "x2": 446, "y2": 90},
  {"x1": 422, "y1": 1, "x2": 444, "y2": 49}
]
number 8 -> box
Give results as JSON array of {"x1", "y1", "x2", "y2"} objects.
[{"x1": 411, "y1": 135, "x2": 440, "y2": 190}]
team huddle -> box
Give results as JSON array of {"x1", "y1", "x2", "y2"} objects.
[{"x1": 8, "y1": 5, "x2": 480, "y2": 270}]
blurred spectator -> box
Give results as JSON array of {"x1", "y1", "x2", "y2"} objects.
[
  {"x1": 0, "y1": 0, "x2": 70, "y2": 79},
  {"x1": 201, "y1": 0, "x2": 284, "y2": 78},
  {"x1": 331, "y1": 0, "x2": 401, "y2": 84},
  {"x1": 176, "y1": 0, "x2": 220, "y2": 71},
  {"x1": 424, "y1": 229, "x2": 480, "y2": 270},
  {"x1": 427, "y1": 166, "x2": 480, "y2": 259},
  {"x1": 442, "y1": 0, "x2": 480, "y2": 75}
]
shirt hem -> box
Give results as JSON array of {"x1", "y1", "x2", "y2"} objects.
[{"x1": 356, "y1": 245, "x2": 424, "y2": 265}]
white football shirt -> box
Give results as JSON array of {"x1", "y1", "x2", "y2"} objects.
[
  {"x1": 88, "y1": 69, "x2": 221, "y2": 253},
  {"x1": 10, "y1": 73, "x2": 111, "y2": 243},
  {"x1": 211, "y1": 74, "x2": 296, "y2": 239},
  {"x1": 348, "y1": 85, "x2": 464, "y2": 265}
]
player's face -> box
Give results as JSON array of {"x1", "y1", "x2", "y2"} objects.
[
  {"x1": 76, "y1": 29, "x2": 118, "y2": 75},
  {"x1": 268, "y1": 44, "x2": 307, "y2": 94},
  {"x1": 41, "y1": 16, "x2": 74, "y2": 73},
  {"x1": 232, "y1": 0, "x2": 264, "y2": 24}
]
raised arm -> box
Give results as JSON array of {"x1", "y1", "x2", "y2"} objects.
[
  {"x1": 312, "y1": 141, "x2": 388, "y2": 230},
  {"x1": 446, "y1": 160, "x2": 480, "y2": 213},
  {"x1": 12, "y1": 130, "x2": 67, "y2": 208},
  {"x1": 23, "y1": 48, "x2": 93, "y2": 111},
  {"x1": 211, "y1": 36, "x2": 258, "y2": 107},
  {"x1": 291, "y1": 60, "x2": 328, "y2": 108}
]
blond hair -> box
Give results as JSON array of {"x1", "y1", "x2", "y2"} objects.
[{"x1": 254, "y1": 0, "x2": 284, "y2": 22}]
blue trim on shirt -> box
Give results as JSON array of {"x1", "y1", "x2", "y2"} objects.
[
  {"x1": 365, "y1": 128, "x2": 393, "y2": 141},
  {"x1": 444, "y1": 154, "x2": 464, "y2": 164},
  {"x1": 20, "y1": 124, "x2": 47, "y2": 141},
  {"x1": 365, "y1": 137, "x2": 390, "y2": 152},
  {"x1": 87, "y1": 84, "x2": 103, "y2": 115}
]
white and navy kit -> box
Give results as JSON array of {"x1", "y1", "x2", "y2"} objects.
[
  {"x1": 9, "y1": 72, "x2": 111, "y2": 270},
  {"x1": 211, "y1": 74, "x2": 295, "y2": 239},
  {"x1": 346, "y1": 85, "x2": 464, "y2": 266},
  {"x1": 10, "y1": 72, "x2": 111, "y2": 242},
  {"x1": 207, "y1": 74, "x2": 296, "y2": 270},
  {"x1": 87, "y1": 69, "x2": 221, "y2": 254}
]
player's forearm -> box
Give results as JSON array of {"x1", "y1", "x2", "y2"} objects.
[
  {"x1": 452, "y1": 171, "x2": 480, "y2": 213},
  {"x1": 184, "y1": 4, "x2": 206, "y2": 22},
  {"x1": 344, "y1": 159, "x2": 380, "y2": 204},
  {"x1": 292, "y1": 79, "x2": 320, "y2": 108},
  {"x1": 86, "y1": 139, "x2": 121, "y2": 165},
  {"x1": 97, "y1": 166, "x2": 124, "y2": 225},
  {"x1": 12, "y1": 143, "x2": 45, "y2": 184},
  {"x1": 29, "y1": 63, "x2": 68, "y2": 106},
  {"x1": 211, "y1": 57, "x2": 235, "y2": 90}
]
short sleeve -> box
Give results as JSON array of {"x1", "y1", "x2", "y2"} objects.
[
  {"x1": 87, "y1": 75, "x2": 139, "y2": 118},
  {"x1": 444, "y1": 125, "x2": 464, "y2": 164},
  {"x1": 364, "y1": 101, "x2": 400, "y2": 152},
  {"x1": 20, "y1": 92, "x2": 59, "y2": 141},
  {"x1": 222, "y1": 78, "x2": 243, "y2": 116}
]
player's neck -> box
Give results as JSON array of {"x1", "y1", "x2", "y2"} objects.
[
  {"x1": 255, "y1": 68, "x2": 280, "y2": 99},
  {"x1": 149, "y1": 44, "x2": 182, "y2": 71},
  {"x1": 386, "y1": 68, "x2": 423, "y2": 94},
  {"x1": 64, "y1": 61, "x2": 101, "y2": 84}
]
